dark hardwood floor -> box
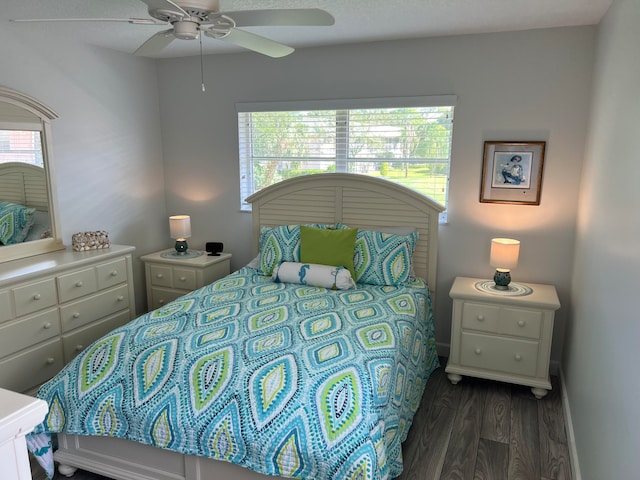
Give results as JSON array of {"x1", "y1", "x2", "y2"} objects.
[{"x1": 33, "y1": 358, "x2": 571, "y2": 480}]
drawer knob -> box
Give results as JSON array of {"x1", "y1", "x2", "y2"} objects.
[
  {"x1": 33, "y1": 293, "x2": 41, "y2": 300},
  {"x1": 156, "y1": 273, "x2": 164, "y2": 279},
  {"x1": 474, "y1": 347, "x2": 482, "y2": 355},
  {"x1": 477, "y1": 315, "x2": 484, "y2": 321},
  {"x1": 110, "y1": 270, "x2": 118, "y2": 277},
  {"x1": 46, "y1": 357, "x2": 55, "y2": 365},
  {"x1": 43, "y1": 322, "x2": 52, "y2": 329},
  {"x1": 117, "y1": 295, "x2": 124, "y2": 302},
  {"x1": 179, "y1": 276, "x2": 186, "y2": 282},
  {"x1": 159, "y1": 299, "x2": 165, "y2": 305},
  {"x1": 514, "y1": 354, "x2": 522, "y2": 361},
  {"x1": 75, "y1": 345, "x2": 84, "y2": 352},
  {"x1": 73, "y1": 312, "x2": 80, "y2": 319},
  {"x1": 517, "y1": 320, "x2": 525, "y2": 327},
  {"x1": 75, "y1": 281, "x2": 83, "y2": 288}
]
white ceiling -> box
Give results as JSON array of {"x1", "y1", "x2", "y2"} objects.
[{"x1": 4, "y1": 0, "x2": 612, "y2": 59}]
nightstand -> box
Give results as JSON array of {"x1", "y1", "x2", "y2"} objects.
[
  {"x1": 445, "y1": 276, "x2": 560, "y2": 399},
  {"x1": 140, "y1": 250, "x2": 231, "y2": 311}
]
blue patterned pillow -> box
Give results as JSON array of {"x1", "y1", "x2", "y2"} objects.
[
  {"x1": 0, "y1": 201, "x2": 36, "y2": 245},
  {"x1": 353, "y1": 230, "x2": 419, "y2": 285},
  {"x1": 258, "y1": 224, "x2": 340, "y2": 276}
]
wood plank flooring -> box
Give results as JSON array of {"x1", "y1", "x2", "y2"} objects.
[{"x1": 32, "y1": 357, "x2": 571, "y2": 480}]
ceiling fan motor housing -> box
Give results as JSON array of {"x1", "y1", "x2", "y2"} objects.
[
  {"x1": 174, "y1": 0, "x2": 219, "y2": 17},
  {"x1": 173, "y1": 20, "x2": 199, "y2": 39}
]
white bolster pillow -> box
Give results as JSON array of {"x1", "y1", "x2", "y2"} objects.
[{"x1": 272, "y1": 262, "x2": 356, "y2": 290}]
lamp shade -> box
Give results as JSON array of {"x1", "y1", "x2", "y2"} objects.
[
  {"x1": 490, "y1": 238, "x2": 520, "y2": 270},
  {"x1": 169, "y1": 215, "x2": 191, "y2": 240}
]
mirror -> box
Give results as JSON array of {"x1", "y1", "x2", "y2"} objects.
[{"x1": 0, "y1": 86, "x2": 63, "y2": 262}]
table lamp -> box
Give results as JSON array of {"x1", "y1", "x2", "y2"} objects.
[
  {"x1": 169, "y1": 215, "x2": 191, "y2": 255},
  {"x1": 490, "y1": 238, "x2": 520, "y2": 290}
]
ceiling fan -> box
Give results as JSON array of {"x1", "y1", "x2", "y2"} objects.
[{"x1": 11, "y1": 0, "x2": 335, "y2": 58}]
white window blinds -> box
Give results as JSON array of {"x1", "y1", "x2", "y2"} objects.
[{"x1": 237, "y1": 96, "x2": 456, "y2": 220}]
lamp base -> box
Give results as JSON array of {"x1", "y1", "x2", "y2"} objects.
[
  {"x1": 493, "y1": 269, "x2": 511, "y2": 290},
  {"x1": 174, "y1": 239, "x2": 188, "y2": 255}
]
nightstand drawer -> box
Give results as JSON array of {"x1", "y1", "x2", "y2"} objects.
[
  {"x1": 60, "y1": 284, "x2": 130, "y2": 332},
  {"x1": 13, "y1": 278, "x2": 57, "y2": 317},
  {"x1": 0, "y1": 339, "x2": 63, "y2": 392},
  {"x1": 96, "y1": 257, "x2": 128, "y2": 290},
  {"x1": 149, "y1": 265, "x2": 173, "y2": 287},
  {"x1": 0, "y1": 308, "x2": 60, "y2": 356},
  {"x1": 462, "y1": 303, "x2": 542, "y2": 340},
  {"x1": 150, "y1": 287, "x2": 184, "y2": 310},
  {"x1": 460, "y1": 332, "x2": 538, "y2": 377},
  {"x1": 173, "y1": 268, "x2": 196, "y2": 290}
]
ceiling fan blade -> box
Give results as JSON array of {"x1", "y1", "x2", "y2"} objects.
[
  {"x1": 222, "y1": 9, "x2": 334, "y2": 27},
  {"x1": 134, "y1": 29, "x2": 175, "y2": 56},
  {"x1": 138, "y1": 0, "x2": 188, "y2": 17},
  {"x1": 208, "y1": 28, "x2": 294, "y2": 58},
  {"x1": 10, "y1": 17, "x2": 164, "y2": 25}
]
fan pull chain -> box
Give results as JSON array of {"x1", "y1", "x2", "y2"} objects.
[{"x1": 199, "y1": 32, "x2": 205, "y2": 92}]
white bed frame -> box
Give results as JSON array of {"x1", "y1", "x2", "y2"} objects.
[
  {"x1": 0, "y1": 161, "x2": 48, "y2": 211},
  {"x1": 53, "y1": 173, "x2": 445, "y2": 480}
]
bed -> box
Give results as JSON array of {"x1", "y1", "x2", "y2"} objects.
[
  {"x1": 0, "y1": 161, "x2": 51, "y2": 244},
  {"x1": 28, "y1": 173, "x2": 445, "y2": 480}
]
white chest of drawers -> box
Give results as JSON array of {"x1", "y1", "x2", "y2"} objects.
[
  {"x1": 445, "y1": 276, "x2": 560, "y2": 398},
  {"x1": 0, "y1": 245, "x2": 135, "y2": 394},
  {"x1": 140, "y1": 250, "x2": 231, "y2": 311}
]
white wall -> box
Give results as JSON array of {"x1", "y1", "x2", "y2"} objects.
[
  {"x1": 564, "y1": 0, "x2": 640, "y2": 477},
  {"x1": 0, "y1": 21, "x2": 169, "y2": 314},
  {"x1": 157, "y1": 26, "x2": 596, "y2": 363}
]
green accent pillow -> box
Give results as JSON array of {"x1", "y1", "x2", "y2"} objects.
[{"x1": 300, "y1": 226, "x2": 357, "y2": 279}]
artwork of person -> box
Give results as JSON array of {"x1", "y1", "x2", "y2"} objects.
[{"x1": 501, "y1": 154, "x2": 525, "y2": 185}]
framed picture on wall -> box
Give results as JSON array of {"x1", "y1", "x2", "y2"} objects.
[{"x1": 480, "y1": 141, "x2": 546, "y2": 205}]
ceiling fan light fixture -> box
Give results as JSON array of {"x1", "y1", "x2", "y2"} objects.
[{"x1": 173, "y1": 20, "x2": 199, "y2": 40}]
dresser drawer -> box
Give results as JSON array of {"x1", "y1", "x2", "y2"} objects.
[
  {"x1": 150, "y1": 287, "x2": 184, "y2": 310},
  {"x1": 13, "y1": 278, "x2": 57, "y2": 317},
  {"x1": 57, "y1": 267, "x2": 98, "y2": 303},
  {"x1": 0, "y1": 339, "x2": 63, "y2": 392},
  {"x1": 460, "y1": 332, "x2": 539, "y2": 377},
  {"x1": 62, "y1": 311, "x2": 131, "y2": 361},
  {"x1": 149, "y1": 264, "x2": 173, "y2": 288},
  {"x1": 60, "y1": 284, "x2": 130, "y2": 332},
  {"x1": 461, "y1": 302, "x2": 542, "y2": 340},
  {"x1": 0, "y1": 308, "x2": 60, "y2": 357},
  {"x1": 173, "y1": 268, "x2": 196, "y2": 291},
  {"x1": 0, "y1": 290, "x2": 11, "y2": 322},
  {"x1": 96, "y1": 257, "x2": 128, "y2": 290}
]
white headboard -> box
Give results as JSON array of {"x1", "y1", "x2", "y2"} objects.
[
  {"x1": 0, "y1": 162, "x2": 48, "y2": 211},
  {"x1": 246, "y1": 173, "x2": 445, "y2": 297}
]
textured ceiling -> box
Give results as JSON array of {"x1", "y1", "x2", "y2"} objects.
[{"x1": 4, "y1": 0, "x2": 613, "y2": 58}]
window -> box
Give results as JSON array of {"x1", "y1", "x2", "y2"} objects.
[
  {"x1": 237, "y1": 96, "x2": 455, "y2": 221},
  {"x1": 0, "y1": 130, "x2": 43, "y2": 166}
]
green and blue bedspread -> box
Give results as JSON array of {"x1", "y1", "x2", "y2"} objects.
[{"x1": 27, "y1": 266, "x2": 439, "y2": 479}]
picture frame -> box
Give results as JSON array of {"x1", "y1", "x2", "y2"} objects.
[{"x1": 480, "y1": 141, "x2": 546, "y2": 205}]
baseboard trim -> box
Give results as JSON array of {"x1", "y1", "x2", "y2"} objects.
[{"x1": 559, "y1": 367, "x2": 582, "y2": 480}]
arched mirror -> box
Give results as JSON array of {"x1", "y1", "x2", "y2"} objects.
[{"x1": 0, "y1": 86, "x2": 63, "y2": 262}]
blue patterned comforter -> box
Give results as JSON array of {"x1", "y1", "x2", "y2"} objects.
[{"x1": 28, "y1": 267, "x2": 439, "y2": 480}]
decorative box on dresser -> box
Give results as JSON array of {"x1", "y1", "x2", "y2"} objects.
[
  {"x1": 445, "y1": 276, "x2": 560, "y2": 399},
  {"x1": 141, "y1": 250, "x2": 231, "y2": 311},
  {"x1": 0, "y1": 245, "x2": 136, "y2": 395}
]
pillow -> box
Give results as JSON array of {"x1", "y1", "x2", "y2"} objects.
[
  {"x1": 272, "y1": 262, "x2": 355, "y2": 290},
  {"x1": 353, "y1": 229, "x2": 419, "y2": 285},
  {"x1": 258, "y1": 224, "x2": 339, "y2": 276},
  {"x1": 0, "y1": 201, "x2": 36, "y2": 245},
  {"x1": 300, "y1": 225, "x2": 357, "y2": 279}
]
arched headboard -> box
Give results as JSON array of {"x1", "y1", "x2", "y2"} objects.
[
  {"x1": 246, "y1": 173, "x2": 445, "y2": 296},
  {"x1": 0, "y1": 162, "x2": 48, "y2": 211}
]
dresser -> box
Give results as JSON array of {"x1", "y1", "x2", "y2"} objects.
[
  {"x1": 141, "y1": 250, "x2": 231, "y2": 311},
  {"x1": 0, "y1": 245, "x2": 136, "y2": 394},
  {"x1": 445, "y1": 276, "x2": 560, "y2": 398}
]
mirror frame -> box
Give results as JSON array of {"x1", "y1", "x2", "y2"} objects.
[{"x1": 0, "y1": 86, "x2": 63, "y2": 263}]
